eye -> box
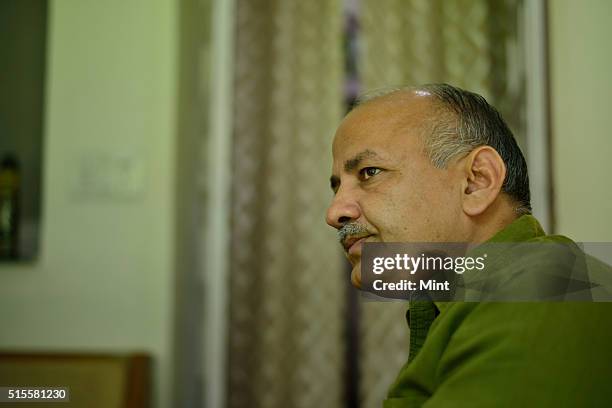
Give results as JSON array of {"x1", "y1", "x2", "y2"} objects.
[{"x1": 359, "y1": 167, "x2": 382, "y2": 180}]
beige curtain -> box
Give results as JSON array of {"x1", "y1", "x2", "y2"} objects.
[
  {"x1": 358, "y1": 1, "x2": 525, "y2": 407},
  {"x1": 227, "y1": 1, "x2": 345, "y2": 407},
  {"x1": 361, "y1": 0, "x2": 525, "y2": 145}
]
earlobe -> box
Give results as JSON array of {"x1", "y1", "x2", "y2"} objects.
[{"x1": 461, "y1": 146, "x2": 506, "y2": 216}]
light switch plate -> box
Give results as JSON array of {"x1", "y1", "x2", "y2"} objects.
[{"x1": 72, "y1": 151, "x2": 146, "y2": 201}]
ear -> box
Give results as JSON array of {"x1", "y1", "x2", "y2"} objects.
[{"x1": 460, "y1": 146, "x2": 506, "y2": 216}]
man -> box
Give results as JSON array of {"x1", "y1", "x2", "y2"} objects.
[{"x1": 326, "y1": 84, "x2": 612, "y2": 407}]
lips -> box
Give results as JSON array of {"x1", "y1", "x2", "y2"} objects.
[{"x1": 343, "y1": 235, "x2": 371, "y2": 254}]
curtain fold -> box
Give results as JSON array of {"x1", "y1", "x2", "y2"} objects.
[
  {"x1": 361, "y1": 0, "x2": 525, "y2": 145},
  {"x1": 228, "y1": 1, "x2": 345, "y2": 407}
]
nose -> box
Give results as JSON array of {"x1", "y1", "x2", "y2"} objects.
[{"x1": 326, "y1": 188, "x2": 361, "y2": 229}]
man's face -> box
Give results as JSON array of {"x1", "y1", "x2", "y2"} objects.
[{"x1": 326, "y1": 93, "x2": 464, "y2": 287}]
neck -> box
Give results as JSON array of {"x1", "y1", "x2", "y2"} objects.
[{"x1": 468, "y1": 199, "x2": 519, "y2": 244}]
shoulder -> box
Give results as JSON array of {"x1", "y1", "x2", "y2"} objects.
[
  {"x1": 438, "y1": 302, "x2": 612, "y2": 383},
  {"x1": 426, "y1": 302, "x2": 612, "y2": 406},
  {"x1": 466, "y1": 235, "x2": 604, "y2": 301}
]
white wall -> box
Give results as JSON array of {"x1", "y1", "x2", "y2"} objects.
[
  {"x1": 0, "y1": 1, "x2": 178, "y2": 407},
  {"x1": 549, "y1": 0, "x2": 612, "y2": 241}
]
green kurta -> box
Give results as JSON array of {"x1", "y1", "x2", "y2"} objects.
[{"x1": 384, "y1": 215, "x2": 612, "y2": 407}]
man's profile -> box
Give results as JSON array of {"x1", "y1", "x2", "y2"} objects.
[{"x1": 326, "y1": 84, "x2": 612, "y2": 407}]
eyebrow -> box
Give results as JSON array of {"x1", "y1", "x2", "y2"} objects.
[
  {"x1": 343, "y1": 149, "x2": 380, "y2": 172},
  {"x1": 329, "y1": 149, "x2": 380, "y2": 192}
]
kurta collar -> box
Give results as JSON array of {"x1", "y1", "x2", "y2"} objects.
[{"x1": 434, "y1": 214, "x2": 545, "y2": 314}]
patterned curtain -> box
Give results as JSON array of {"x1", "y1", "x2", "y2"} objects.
[
  {"x1": 360, "y1": 0, "x2": 525, "y2": 144},
  {"x1": 227, "y1": 1, "x2": 345, "y2": 408},
  {"x1": 358, "y1": 1, "x2": 525, "y2": 407}
]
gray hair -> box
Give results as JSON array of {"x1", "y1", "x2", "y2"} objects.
[{"x1": 356, "y1": 83, "x2": 532, "y2": 215}]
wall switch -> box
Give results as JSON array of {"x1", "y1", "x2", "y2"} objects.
[{"x1": 72, "y1": 151, "x2": 146, "y2": 201}]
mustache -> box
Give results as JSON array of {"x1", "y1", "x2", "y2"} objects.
[{"x1": 338, "y1": 222, "x2": 370, "y2": 244}]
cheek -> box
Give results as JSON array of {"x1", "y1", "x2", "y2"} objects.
[
  {"x1": 361, "y1": 186, "x2": 426, "y2": 240},
  {"x1": 368, "y1": 174, "x2": 456, "y2": 241},
  {"x1": 418, "y1": 179, "x2": 462, "y2": 239}
]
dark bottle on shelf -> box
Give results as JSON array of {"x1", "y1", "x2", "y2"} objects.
[{"x1": 0, "y1": 154, "x2": 20, "y2": 259}]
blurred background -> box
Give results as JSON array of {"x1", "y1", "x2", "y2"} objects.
[{"x1": 0, "y1": 0, "x2": 611, "y2": 407}]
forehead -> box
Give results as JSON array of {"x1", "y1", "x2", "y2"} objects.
[{"x1": 332, "y1": 93, "x2": 432, "y2": 163}]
